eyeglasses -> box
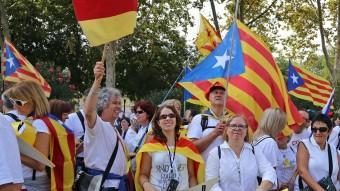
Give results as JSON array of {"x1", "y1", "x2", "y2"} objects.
[
  {"x1": 9, "y1": 98, "x2": 28, "y2": 107},
  {"x1": 228, "y1": 124, "x2": 247, "y2": 129},
  {"x1": 159, "y1": 113, "x2": 176, "y2": 120},
  {"x1": 136, "y1": 110, "x2": 145, "y2": 114},
  {"x1": 311, "y1": 127, "x2": 328, "y2": 133}
]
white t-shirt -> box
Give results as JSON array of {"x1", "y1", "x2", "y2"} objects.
[
  {"x1": 288, "y1": 128, "x2": 311, "y2": 153},
  {"x1": 149, "y1": 148, "x2": 189, "y2": 191},
  {"x1": 3, "y1": 110, "x2": 26, "y2": 123},
  {"x1": 22, "y1": 119, "x2": 49, "y2": 179},
  {"x1": 294, "y1": 136, "x2": 339, "y2": 190},
  {"x1": 132, "y1": 124, "x2": 152, "y2": 151},
  {"x1": 276, "y1": 147, "x2": 296, "y2": 186},
  {"x1": 0, "y1": 113, "x2": 23, "y2": 185},
  {"x1": 187, "y1": 114, "x2": 223, "y2": 160},
  {"x1": 124, "y1": 127, "x2": 138, "y2": 152},
  {"x1": 84, "y1": 115, "x2": 127, "y2": 188},
  {"x1": 328, "y1": 126, "x2": 340, "y2": 149},
  {"x1": 206, "y1": 142, "x2": 277, "y2": 191},
  {"x1": 252, "y1": 135, "x2": 282, "y2": 168},
  {"x1": 64, "y1": 110, "x2": 85, "y2": 157}
]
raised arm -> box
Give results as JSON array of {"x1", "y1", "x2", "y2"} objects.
[{"x1": 84, "y1": 62, "x2": 105, "y2": 129}]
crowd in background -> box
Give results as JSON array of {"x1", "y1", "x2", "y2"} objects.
[{"x1": 0, "y1": 61, "x2": 339, "y2": 191}]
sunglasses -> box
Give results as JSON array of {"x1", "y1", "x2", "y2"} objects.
[
  {"x1": 136, "y1": 110, "x2": 145, "y2": 114},
  {"x1": 9, "y1": 98, "x2": 28, "y2": 107},
  {"x1": 159, "y1": 113, "x2": 176, "y2": 120},
  {"x1": 311, "y1": 127, "x2": 328, "y2": 133},
  {"x1": 228, "y1": 124, "x2": 247, "y2": 129}
]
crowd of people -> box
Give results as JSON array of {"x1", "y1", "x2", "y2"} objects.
[{"x1": 0, "y1": 61, "x2": 339, "y2": 191}]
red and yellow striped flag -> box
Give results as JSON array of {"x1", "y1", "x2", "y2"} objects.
[
  {"x1": 135, "y1": 136, "x2": 205, "y2": 191},
  {"x1": 289, "y1": 64, "x2": 333, "y2": 107},
  {"x1": 181, "y1": 20, "x2": 303, "y2": 135},
  {"x1": 40, "y1": 115, "x2": 75, "y2": 191},
  {"x1": 195, "y1": 14, "x2": 222, "y2": 56},
  {"x1": 73, "y1": 0, "x2": 138, "y2": 46},
  {"x1": 2, "y1": 39, "x2": 52, "y2": 97}
]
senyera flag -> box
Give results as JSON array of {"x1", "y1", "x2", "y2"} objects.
[
  {"x1": 2, "y1": 39, "x2": 52, "y2": 97},
  {"x1": 180, "y1": 20, "x2": 303, "y2": 135},
  {"x1": 288, "y1": 62, "x2": 333, "y2": 108},
  {"x1": 73, "y1": 0, "x2": 138, "y2": 46}
]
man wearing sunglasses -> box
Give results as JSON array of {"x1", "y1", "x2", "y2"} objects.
[{"x1": 187, "y1": 82, "x2": 228, "y2": 161}]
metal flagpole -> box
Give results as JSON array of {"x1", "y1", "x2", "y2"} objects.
[
  {"x1": 221, "y1": 0, "x2": 241, "y2": 118},
  {"x1": 161, "y1": 67, "x2": 185, "y2": 104}
]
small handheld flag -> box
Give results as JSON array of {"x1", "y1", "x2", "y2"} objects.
[
  {"x1": 321, "y1": 88, "x2": 335, "y2": 115},
  {"x1": 73, "y1": 0, "x2": 138, "y2": 46}
]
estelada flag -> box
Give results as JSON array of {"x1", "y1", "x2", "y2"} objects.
[
  {"x1": 179, "y1": 20, "x2": 303, "y2": 135},
  {"x1": 73, "y1": 0, "x2": 138, "y2": 46},
  {"x1": 1, "y1": 39, "x2": 52, "y2": 97},
  {"x1": 134, "y1": 136, "x2": 205, "y2": 191},
  {"x1": 288, "y1": 62, "x2": 333, "y2": 107}
]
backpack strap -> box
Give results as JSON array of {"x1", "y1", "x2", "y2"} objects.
[
  {"x1": 200, "y1": 115, "x2": 216, "y2": 132},
  {"x1": 5, "y1": 112, "x2": 20, "y2": 122}
]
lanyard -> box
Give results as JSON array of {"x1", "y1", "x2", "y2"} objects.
[{"x1": 165, "y1": 140, "x2": 177, "y2": 172}]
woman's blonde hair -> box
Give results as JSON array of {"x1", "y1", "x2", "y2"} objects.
[
  {"x1": 223, "y1": 114, "x2": 250, "y2": 142},
  {"x1": 254, "y1": 108, "x2": 287, "y2": 138},
  {"x1": 10, "y1": 80, "x2": 49, "y2": 117},
  {"x1": 162, "y1": 99, "x2": 181, "y2": 112}
]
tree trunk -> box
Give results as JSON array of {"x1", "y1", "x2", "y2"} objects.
[
  {"x1": 334, "y1": 0, "x2": 340, "y2": 86},
  {"x1": 0, "y1": 0, "x2": 11, "y2": 43},
  {"x1": 105, "y1": 41, "x2": 118, "y2": 88},
  {"x1": 316, "y1": 0, "x2": 334, "y2": 84}
]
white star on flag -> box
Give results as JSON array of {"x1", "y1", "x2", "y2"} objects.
[
  {"x1": 6, "y1": 57, "x2": 15, "y2": 68},
  {"x1": 213, "y1": 49, "x2": 233, "y2": 69},
  {"x1": 290, "y1": 73, "x2": 299, "y2": 84}
]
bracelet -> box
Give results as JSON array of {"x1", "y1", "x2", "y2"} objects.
[{"x1": 142, "y1": 181, "x2": 149, "y2": 188}]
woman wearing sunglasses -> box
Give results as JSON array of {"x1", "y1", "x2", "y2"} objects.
[
  {"x1": 206, "y1": 115, "x2": 277, "y2": 191},
  {"x1": 9, "y1": 80, "x2": 75, "y2": 191},
  {"x1": 135, "y1": 105, "x2": 204, "y2": 191},
  {"x1": 294, "y1": 113, "x2": 339, "y2": 191}
]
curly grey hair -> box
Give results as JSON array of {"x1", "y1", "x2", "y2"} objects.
[{"x1": 96, "y1": 87, "x2": 121, "y2": 116}]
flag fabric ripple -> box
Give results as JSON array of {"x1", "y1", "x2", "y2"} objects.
[{"x1": 73, "y1": 0, "x2": 138, "y2": 46}]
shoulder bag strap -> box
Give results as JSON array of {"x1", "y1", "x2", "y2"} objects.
[
  {"x1": 76, "y1": 111, "x2": 85, "y2": 132},
  {"x1": 327, "y1": 143, "x2": 333, "y2": 177},
  {"x1": 133, "y1": 127, "x2": 149, "y2": 153},
  {"x1": 100, "y1": 133, "x2": 120, "y2": 188}
]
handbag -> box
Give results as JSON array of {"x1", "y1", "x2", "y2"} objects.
[
  {"x1": 75, "y1": 133, "x2": 120, "y2": 191},
  {"x1": 298, "y1": 143, "x2": 337, "y2": 191}
]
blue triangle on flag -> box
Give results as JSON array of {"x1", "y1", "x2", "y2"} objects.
[{"x1": 287, "y1": 61, "x2": 304, "y2": 91}]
